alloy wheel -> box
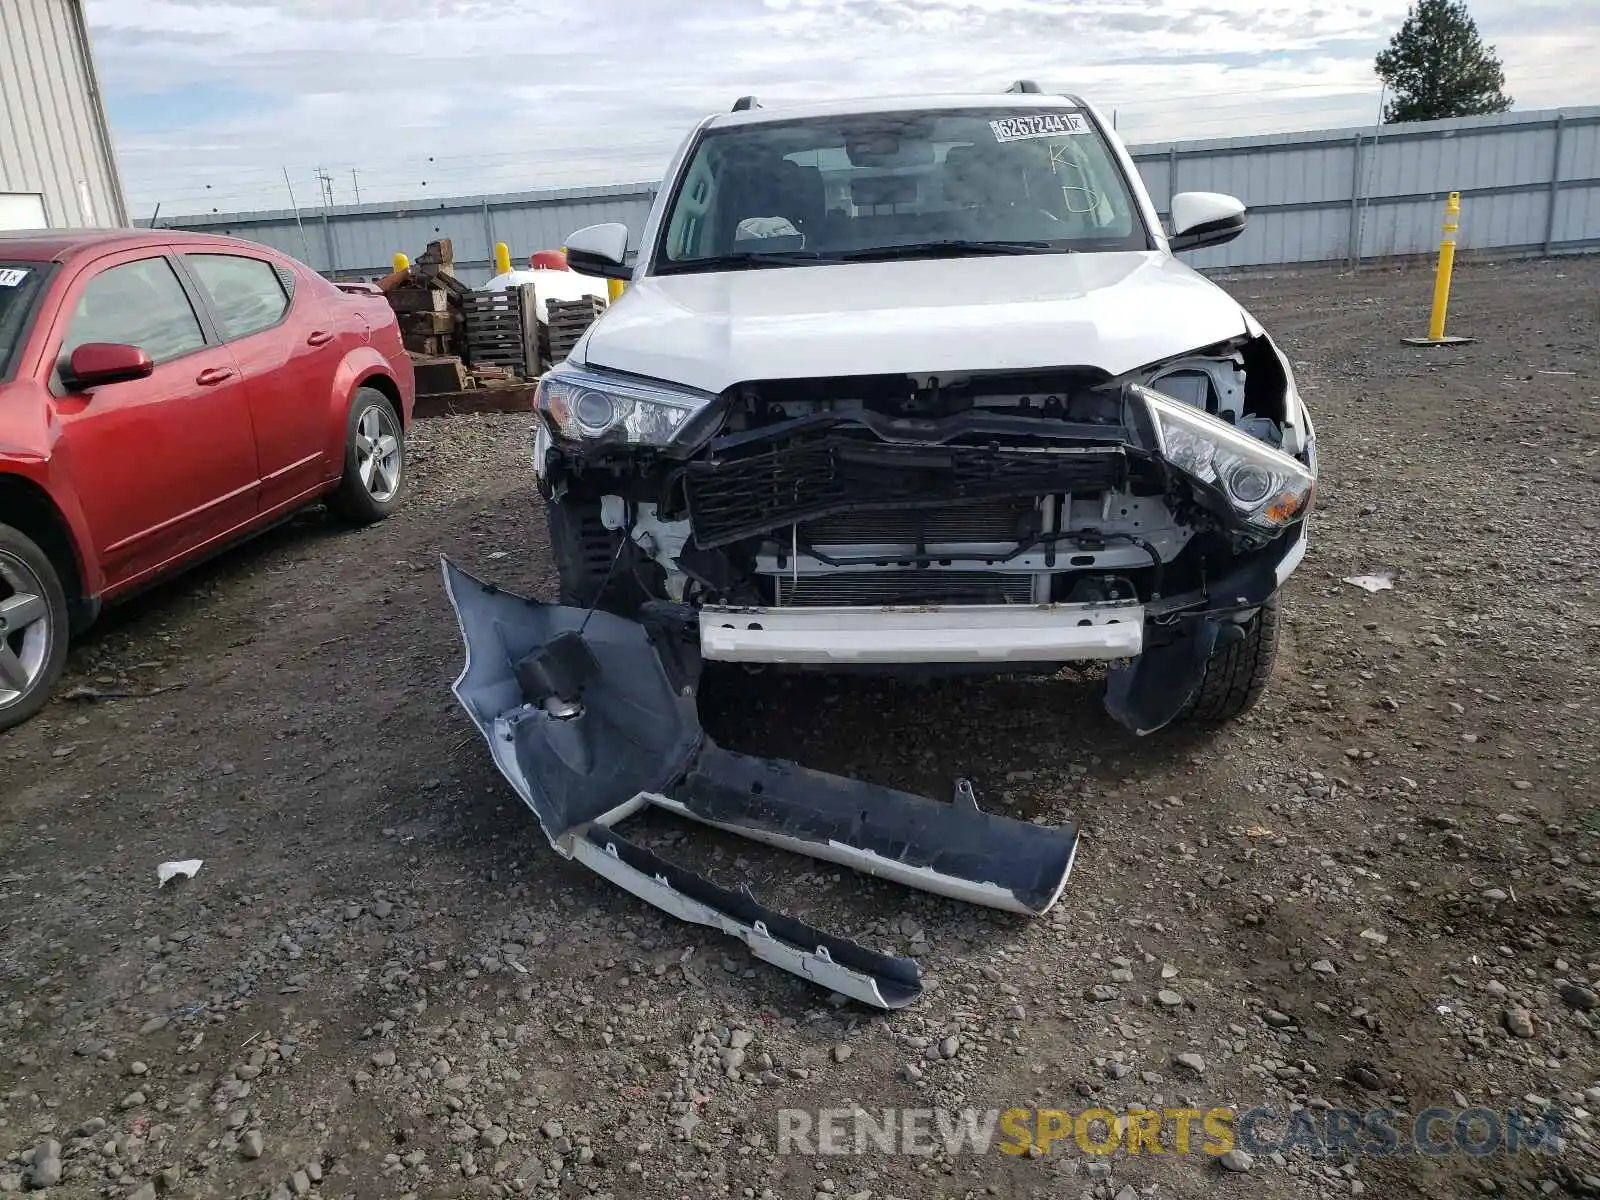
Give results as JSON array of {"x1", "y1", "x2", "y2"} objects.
[
  {"x1": 0, "y1": 550, "x2": 53, "y2": 709},
  {"x1": 354, "y1": 403, "x2": 402, "y2": 502}
]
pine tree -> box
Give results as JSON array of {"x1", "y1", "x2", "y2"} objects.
[{"x1": 1375, "y1": 0, "x2": 1512, "y2": 123}]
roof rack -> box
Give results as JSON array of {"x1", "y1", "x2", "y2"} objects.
[
  {"x1": 732, "y1": 96, "x2": 761, "y2": 111},
  {"x1": 1006, "y1": 80, "x2": 1042, "y2": 93}
]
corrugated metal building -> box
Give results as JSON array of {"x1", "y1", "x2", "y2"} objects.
[
  {"x1": 160, "y1": 182, "x2": 663, "y2": 287},
  {"x1": 0, "y1": 0, "x2": 128, "y2": 230}
]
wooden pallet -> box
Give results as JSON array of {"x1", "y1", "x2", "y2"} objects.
[
  {"x1": 466, "y1": 334, "x2": 524, "y2": 351},
  {"x1": 463, "y1": 300, "x2": 519, "y2": 322},
  {"x1": 467, "y1": 352, "x2": 529, "y2": 373},
  {"x1": 546, "y1": 295, "x2": 606, "y2": 325},
  {"x1": 462, "y1": 285, "x2": 539, "y2": 378},
  {"x1": 546, "y1": 295, "x2": 607, "y2": 362}
]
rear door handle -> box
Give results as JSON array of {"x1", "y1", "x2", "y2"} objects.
[
  {"x1": 307, "y1": 330, "x2": 334, "y2": 346},
  {"x1": 195, "y1": 367, "x2": 234, "y2": 386}
]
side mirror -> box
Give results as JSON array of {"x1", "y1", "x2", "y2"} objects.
[
  {"x1": 564, "y1": 223, "x2": 632, "y2": 281},
  {"x1": 1168, "y1": 192, "x2": 1247, "y2": 253},
  {"x1": 63, "y1": 342, "x2": 154, "y2": 390}
]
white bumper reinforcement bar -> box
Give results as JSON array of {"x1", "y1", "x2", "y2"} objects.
[{"x1": 698, "y1": 602, "x2": 1145, "y2": 665}]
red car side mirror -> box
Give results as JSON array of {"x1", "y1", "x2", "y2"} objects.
[{"x1": 64, "y1": 342, "x2": 154, "y2": 390}]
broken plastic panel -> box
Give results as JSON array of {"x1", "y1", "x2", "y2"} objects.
[
  {"x1": 1103, "y1": 619, "x2": 1224, "y2": 737},
  {"x1": 441, "y1": 556, "x2": 1080, "y2": 1009}
]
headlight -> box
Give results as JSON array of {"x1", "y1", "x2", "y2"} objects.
[
  {"x1": 1134, "y1": 384, "x2": 1313, "y2": 531},
  {"x1": 536, "y1": 363, "x2": 713, "y2": 447}
]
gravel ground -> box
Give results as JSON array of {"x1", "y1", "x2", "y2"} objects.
[{"x1": 1, "y1": 257, "x2": 1597, "y2": 1200}]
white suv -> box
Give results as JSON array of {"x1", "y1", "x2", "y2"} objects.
[{"x1": 536, "y1": 83, "x2": 1316, "y2": 734}]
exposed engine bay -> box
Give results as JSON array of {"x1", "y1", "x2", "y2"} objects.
[{"x1": 539, "y1": 331, "x2": 1313, "y2": 638}]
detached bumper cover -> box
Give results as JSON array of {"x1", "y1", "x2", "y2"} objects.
[
  {"x1": 699, "y1": 601, "x2": 1145, "y2": 665},
  {"x1": 441, "y1": 557, "x2": 1079, "y2": 1010},
  {"x1": 1104, "y1": 519, "x2": 1307, "y2": 735}
]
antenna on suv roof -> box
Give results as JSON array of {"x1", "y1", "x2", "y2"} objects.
[
  {"x1": 1006, "y1": 80, "x2": 1042, "y2": 93},
  {"x1": 732, "y1": 96, "x2": 761, "y2": 111}
]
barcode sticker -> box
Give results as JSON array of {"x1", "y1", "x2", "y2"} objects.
[{"x1": 990, "y1": 113, "x2": 1090, "y2": 142}]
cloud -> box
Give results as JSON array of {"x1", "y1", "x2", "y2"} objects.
[{"x1": 82, "y1": 0, "x2": 1600, "y2": 215}]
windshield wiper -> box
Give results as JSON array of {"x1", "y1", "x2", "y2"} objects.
[
  {"x1": 836, "y1": 239, "x2": 1061, "y2": 262},
  {"x1": 656, "y1": 249, "x2": 836, "y2": 273},
  {"x1": 657, "y1": 239, "x2": 1068, "y2": 273}
]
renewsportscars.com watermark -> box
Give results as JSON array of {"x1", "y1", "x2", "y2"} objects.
[{"x1": 777, "y1": 1105, "x2": 1565, "y2": 1158}]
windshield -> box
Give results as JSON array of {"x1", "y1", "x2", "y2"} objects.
[
  {"x1": 0, "y1": 263, "x2": 46, "y2": 380},
  {"x1": 654, "y1": 107, "x2": 1148, "y2": 273}
]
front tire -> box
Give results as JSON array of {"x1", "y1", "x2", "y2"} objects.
[
  {"x1": 0, "y1": 523, "x2": 70, "y2": 733},
  {"x1": 1177, "y1": 596, "x2": 1283, "y2": 723},
  {"x1": 328, "y1": 388, "x2": 406, "y2": 524}
]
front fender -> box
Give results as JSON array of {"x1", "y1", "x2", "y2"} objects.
[
  {"x1": 0, "y1": 454, "x2": 102, "y2": 604},
  {"x1": 325, "y1": 346, "x2": 405, "y2": 461}
]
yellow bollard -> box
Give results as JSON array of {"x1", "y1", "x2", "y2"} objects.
[
  {"x1": 1403, "y1": 192, "x2": 1473, "y2": 345},
  {"x1": 1427, "y1": 192, "x2": 1459, "y2": 338},
  {"x1": 392, "y1": 253, "x2": 410, "y2": 272},
  {"x1": 494, "y1": 241, "x2": 512, "y2": 276}
]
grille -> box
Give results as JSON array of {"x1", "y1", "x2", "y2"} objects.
[
  {"x1": 802, "y1": 497, "x2": 1039, "y2": 546},
  {"x1": 683, "y1": 433, "x2": 1124, "y2": 548},
  {"x1": 776, "y1": 570, "x2": 1033, "y2": 607}
]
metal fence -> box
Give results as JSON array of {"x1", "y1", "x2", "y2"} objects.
[
  {"x1": 152, "y1": 181, "x2": 660, "y2": 286},
  {"x1": 1140, "y1": 106, "x2": 1600, "y2": 271},
  {"x1": 151, "y1": 105, "x2": 1600, "y2": 283}
]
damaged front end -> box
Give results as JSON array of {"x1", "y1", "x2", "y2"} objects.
[
  {"x1": 442, "y1": 557, "x2": 1079, "y2": 1008},
  {"x1": 535, "y1": 329, "x2": 1316, "y2": 735}
]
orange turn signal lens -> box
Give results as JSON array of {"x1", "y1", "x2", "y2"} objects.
[
  {"x1": 1262, "y1": 491, "x2": 1305, "y2": 524},
  {"x1": 544, "y1": 388, "x2": 572, "y2": 428}
]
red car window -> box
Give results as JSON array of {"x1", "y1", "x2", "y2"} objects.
[
  {"x1": 185, "y1": 254, "x2": 290, "y2": 341},
  {"x1": 61, "y1": 257, "x2": 206, "y2": 366}
]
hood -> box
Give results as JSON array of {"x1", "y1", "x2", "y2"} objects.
[{"x1": 578, "y1": 251, "x2": 1249, "y2": 392}]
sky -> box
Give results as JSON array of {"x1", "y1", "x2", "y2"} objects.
[{"x1": 83, "y1": 0, "x2": 1600, "y2": 219}]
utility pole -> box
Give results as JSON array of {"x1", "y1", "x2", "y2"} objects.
[
  {"x1": 350, "y1": 168, "x2": 361, "y2": 205},
  {"x1": 282, "y1": 166, "x2": 312, "y2": 262},
  {"x1": 1354, "y1": 83, "x2": 1387, "y2": 273},
  {"x1": 312, "y1": 167, "x2": 338, "y2": 275}
]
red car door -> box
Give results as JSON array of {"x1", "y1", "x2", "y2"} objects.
[
  {"x1": 46, "y1": 251, "x2": 260, "y2": 590},
  {"x1": 180, "y1": 251, "x2": 337, "y2": 515}
]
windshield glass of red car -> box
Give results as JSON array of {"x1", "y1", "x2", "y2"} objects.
[
  {"x1": 0, "y1": 263, "x2": 44, "y2": 381},
  {"x1": 654, "y1": 107, "x2": 1151, "y2": 272}
]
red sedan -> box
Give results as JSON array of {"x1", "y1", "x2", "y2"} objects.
[{"x1": 0, "y1": 229, "x2": 415, "y2": 730}]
